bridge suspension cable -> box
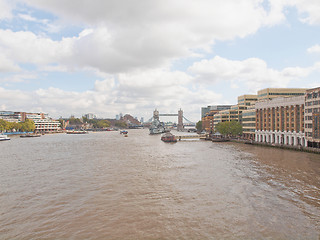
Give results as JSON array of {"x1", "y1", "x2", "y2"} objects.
[{"x1": 183, "y1": 116, "x2": 195, "y2": 125}]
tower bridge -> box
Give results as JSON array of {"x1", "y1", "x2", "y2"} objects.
[{"x1": 148, "y1": 109, "x2": 195, "y2": 131}]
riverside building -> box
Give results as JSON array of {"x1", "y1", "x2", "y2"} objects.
[
  {"x1": 201, "y1": 105, "x2": 231, "y2": 132},
  {"x1": 0, "y1": 111, "x2": 61, "y2": 133},
  {"x1": 237, "y1": 94, "x2": 258, "y2": 107},
  {"x1": 242, "y1": 106, "x2": 256, "y2": 139},
  {"x1": 201, "y1": 105, "x2": 232, "y2": 119},
  {"x1": 257, "y1": 88, "x2": 306, "y2": 101},
  {"x1": 33, "y1": 118, "x2": 61, "y2": 133},
  {"x1": 305, "y1": 87, "x2": 320, "y2": 148},
  {"x1": 255, "y1": 96, "x2": 306, "y2": 147},
  {"x1": 0, "y1": 111, "x2": 27, "y2": 122},
  {"x1": 213, "y1": 95, "x2": 257, "y2": 133}
]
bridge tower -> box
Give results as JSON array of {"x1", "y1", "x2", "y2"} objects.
[{"x1": 177, "y1": 108, "x2": 183, "y2": 131}]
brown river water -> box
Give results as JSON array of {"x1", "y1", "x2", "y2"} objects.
[{"x1": 0, "y1": 129, "x2": 319, "y2": 239}]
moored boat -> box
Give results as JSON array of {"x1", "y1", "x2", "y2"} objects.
[
  {"x1": 66, "y1": 130, "x2": 88, "y2": 134},
  {"x1": 120, "y1": 130, "x2": 128, "y2": 134},
  {"x1": 20, "y1": 133, "x2": 41, "y2": 138},
  {"x1": 161, "y1": 132, "x2": 177, "y2": 143},
  {"x1": 0, "y1": 134, "x2": 10, "y2": 141},
  {"x1": 149, "y1": 119, "x2": 166, "y2": 135},
  {"x1": 211, "y1": 138, "x2": 230, "y2": 142}
]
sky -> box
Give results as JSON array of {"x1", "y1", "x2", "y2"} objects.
[{"x1": 0, "y1": 0, "x2": 320, "y2": 122}]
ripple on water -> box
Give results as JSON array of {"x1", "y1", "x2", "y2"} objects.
[{"x1": 0, "y1": 130, "x2": 319, "y2": 239}]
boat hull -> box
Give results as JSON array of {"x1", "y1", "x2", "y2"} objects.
[
  {"x1": 161, "y1": 132, "x2": 177, "y2": 143},
  {"x1": 0, "y1": 134, "x2": 10, "y2": 141},
  {"x1": 66, "y1": 131, "x2": 88, "y2": 134},
  {"x1": 20, "y1": 134, "x2": 41, "y2": 138}
]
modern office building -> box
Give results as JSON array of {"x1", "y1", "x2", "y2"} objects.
[
  {"x1": 202, "y1": 112, "x2": 214, "y2": 132},
  {"x1": 201, "y1": 105, "x2": 232, "y2": 119},
  {"x1": 212, "y1": 109, "x2": 230, "y2": 127},
  {"x1": 0, "y1": 111, "x2": 27, "y2": 122},
  {"x1": 238, "y1": 94, "x2": 258, "y2": 107},
  {"x1": 255, "y1": 96, "x2": 306, "y2": 147},
  {"x1": 305, "y1": 87, "x2": 320, "y2": 148},
  {"x1": 242, "y1": 106, "x2": 256, "y2": 139},
  {"x1": 257, "y1": 88, "x2": 306, "y2": 101},
  {"x1": 229, "y1": 104, "x2": 247, "y2": 122},
  {"x1": 201, "y1": 87, "x2": 318, "y2": 143},
  {"x1": 201, "y1": 105, "x2": 232, "y2": 132},
  {"x1": 212, "y1": 104, "x2": 247, "y2": 132},
  {"x1": 26, "y1": 113, "x2": 47, "y2": 121}
]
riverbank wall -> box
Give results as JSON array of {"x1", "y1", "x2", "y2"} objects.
[{"x1": 229, "y1": 139, "x2": 320, "y2": 154}]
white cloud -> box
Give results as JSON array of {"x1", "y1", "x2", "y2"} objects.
[
  {"x1": 307, "y1": 44, "x2": 320, "y2": 54},
  {"x1": 0, "y1": 54, "x2": 21, "y2": 72},
  {"x1": 188, "y1": 56, "x2": 318, "y2": 92},
  {"x1": 18, "y1": 13, "x2": 38, "y2": 22},
  {"x1": 293, "y1": 0, "x2": 320, "y2": 25},
  {"x1": 2, "y1": 0, "x2": 318, "y2": 76},
  {"x1": 9, "y1": 0, "x2": 287, "y2": 74},
  {"x1": 0, "y1": 68, "x2": 220, "y2": 121},
  {"x1": 263, "y1": 0, "x2": 320, "y2": 25},
  {"x1": 263, "y1": 0, "x2": 288, "y2": 26},
  {"x1": 0, "y1": 72, "x2": 37, "y2": 83},
  {"x1": 1, "y1": 0, "x2": 319, "y2": 121},
  {"x1": 0, "y1": 0, "x2": 13, "y2": 20},
  {"x1": 0, "y1": 29, "x2": 69, "y2": 65}
]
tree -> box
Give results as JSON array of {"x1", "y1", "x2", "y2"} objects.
[
  {"x1": 94, "y1": 120, "x2": 110, "y2": 129},
  {"x1": 0, "y1": 119, "x2": 35, "y2": 132},
  {"x1": 68, "y1": 117, "x2": 82, "y2": 125},
  {"x1": 0, "y1": 119, "x2": 6, "y2": 132},
  {"x1": 196, "y1": 120, "x2": 202, "y2": 132},
  {"x1": 23, "y1": 119, "x2": 36, "y2": 132},
  {"x1": 115, "y1": 121, "x2": 127, "y2": 128},
  {"x1": 216, "y1": 121, "x2": 242, "y2": 137}
]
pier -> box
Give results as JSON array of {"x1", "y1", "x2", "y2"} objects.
[{"x1": 175, "y1": 134, "x2": 206, "y2": 140}]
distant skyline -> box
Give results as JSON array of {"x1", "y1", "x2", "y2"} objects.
[{"x1": 0, "y1": 0, "x2": 320, "y2": 121}]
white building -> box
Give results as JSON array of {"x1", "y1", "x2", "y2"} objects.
[{"x1": 34, "y1": 119, "x2": 61, "y2": 133}]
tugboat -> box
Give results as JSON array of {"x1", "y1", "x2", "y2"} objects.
[{"x1": 161, "y1": 132, "x2": 177, "y2": 143}]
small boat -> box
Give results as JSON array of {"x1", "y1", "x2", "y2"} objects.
[
  {"x1": 120, "y1": 130, "x2": 128, "y2": 134},
  {"x1": 20, "y1": 133, "x2": 41, "y2": 138},
  {"x1": 66, "y1": 130, "x2": 88, "y2": 134},
  {"x1": 161, "y1": 132, "x2": 177, "y2": 143},
  {"x1": 0, "y1": 134, "x2": 10, "y2": 141},
  {"x1": 211, "y1": 138, "x2": 230, "y2": 142},
  {"x1": 124, "y1": 134, "x2": 128, "y2": 137}
]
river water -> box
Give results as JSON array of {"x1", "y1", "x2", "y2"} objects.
[{"x1": 0, "y1": 129, "x2": 319, "y2": 239}]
